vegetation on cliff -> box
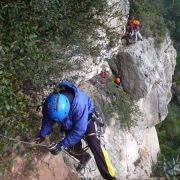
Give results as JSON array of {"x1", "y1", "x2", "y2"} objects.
[
  {"x1": 0, "y1": 0, "x2": 126, "y2": 175},
  {"x1": 129, "y1": 0, "x2": 166, "y2": 44},
  {"x1": 0, "y1": 0, "x2": 107, "y2": 174},
  {"x1": 94, "y1": 76, "x2": 139, "y2": 129}
]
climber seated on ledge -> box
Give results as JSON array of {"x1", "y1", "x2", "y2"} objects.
[
  {"x1": 114, "y1": 76, "x2": 124, "y2": 90},
  {"x1": 36, "y1": 81, "x2": 116, "y2": 180},
  {"x1": 122, "y1": 16, "x2": 143, "y2": 45},
  {"x1": 129, "y1": 16, "x2": 143, "y2": 42}
]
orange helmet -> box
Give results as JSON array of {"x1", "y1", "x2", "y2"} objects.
[
  {"x1": 133, "y1": 20, "x2": 140, "y2": 26},
  {"x1": 114, "y1": 77, "x2": 121, "y2": 85}
]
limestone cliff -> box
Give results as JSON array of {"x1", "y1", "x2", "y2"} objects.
[
  {"x1": 106, "y1": 35, "x2": 176, "y2": 179},
  {"x1": 70, "y1": 35, "x2": 176, "y2": 179}
]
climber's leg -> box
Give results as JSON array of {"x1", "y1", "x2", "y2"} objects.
[
  {"x1": 67, "y1": 141, "x2": 91, "y2": 165},
  {"x1": 85, "y1": 121, "x2": 116, "y2": 180},
  {"x1": 130, "y1": 30, "x2": 134, "y2": 39},
  {"x1": 135, "y1": 30, "x2": 138, "y2": 42},
  {"x1": 130, "y1": 30, "x2": 137, "y2": 43},
  {"x1": 125, "y1": 34, "x2": 131, "y2": 45},
  {"x1": 137, "y1": 31, "x2": 143, "y2": 41}
]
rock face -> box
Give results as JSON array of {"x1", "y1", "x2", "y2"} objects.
[
  {"x1": 62, "y1": 0, "x2": 129, "y2": 83},
  {"x1": 8, "y1": 0, "x2": 176, "y2": 179},
  {"x1": 33, "y1": 155, "x2": 78, "y2": 180},
  {"x1": 173, "y1": 82, "x2": 180, "y2": 103},
  {"x1": 118, "y1": 35, "x2": 177, "y2": 124},
  {"x1": 73, "y1": 35, "x2": 176, "y2": 180},
  {"x1": 2, "y1": 154, "x2": 79, "y2": 180}
]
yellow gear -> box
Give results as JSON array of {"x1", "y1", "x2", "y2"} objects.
[{"x1": 101, "y1": 145, "x2": 116, "y2": 177}]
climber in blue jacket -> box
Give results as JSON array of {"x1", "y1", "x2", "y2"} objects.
[{"x1": 37, "y1": 81, "x2": 116, "y2": 180}]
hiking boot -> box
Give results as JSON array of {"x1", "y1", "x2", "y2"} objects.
[
  {"x1": 75, "y1": 153, "x2": 91, "y2": 172},
  {"x1": 111, "y1": 177, "x2": 117, "y2": 180}
]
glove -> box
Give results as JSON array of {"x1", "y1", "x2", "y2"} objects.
[
  {"x1": 48, "y1": 142, "x2": 64, "y2": 155},
  {"x1": 35, "y1": 136, "x2": 45, "y2": 144}
]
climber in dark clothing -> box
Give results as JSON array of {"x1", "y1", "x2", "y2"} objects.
[
  {"x1": 37, "y1": 81, "x2": 116, "y2": 179},
  {"x1": 122, "y1": 30, "x2": 132, "y2": 45}
]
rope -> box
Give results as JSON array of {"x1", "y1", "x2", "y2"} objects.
[
  {"x1": 0, "y1": 133, "x2": 48, "y2": 148},
  {"x1": 0, "y1": 133, "x2": 90, "y2": 155},
  {"x1": 0, "y1": 133, "x2": 94, "y2": 172}
]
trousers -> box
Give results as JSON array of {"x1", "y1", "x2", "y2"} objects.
[
  {"x1": 68, "y1": 120, "x2": 116, "y2": 180},
  {"x1": 131, "y1": 29, "x2": 142, "y2": 42}
]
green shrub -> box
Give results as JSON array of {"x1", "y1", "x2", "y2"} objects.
[
  {"x1": 157, "y1": 104, "x2": 180, "y2": 157},
  {"x1": 153, "y1": 155, "x2": 180, "y2": 178},
  {"x1": 155, "y1": 103, "x2": 180, "y2": 177},
  {"x1": 0, "y1": 0, "x2": 109, "y2": 173},
  {"x1": 163, "y1": 0, "x2": 180, "y2": 41},
  {"x1": 129, "y1": 0, "x2": 166, "y2": 44},
  {"x1": 95, "y1": 77, "x2": 138, "y2": 129}
]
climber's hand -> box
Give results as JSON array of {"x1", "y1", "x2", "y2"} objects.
[
  {"x1": 34, "y1": 136, "x2": 45, "y2": 144},
  {"x1": 48, "y1": 142, "x2": 63, "y2": 155}
]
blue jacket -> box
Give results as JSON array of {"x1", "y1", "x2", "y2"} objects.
[{"x1": 39, "y1": 81, "x2": 95, "y2": 148}]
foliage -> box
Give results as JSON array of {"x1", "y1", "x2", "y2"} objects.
[
  {"x1": 0, "y1": 0, "x2": 108, "y2": 174},
  {"x1": 157, "y1": 104, "x2": 180, "y2": 158},
  {"x1": 129, "y1": 0, "x2": 167, "y2": 44},
  {"x1": 95, "y1": 77, "x2": 138, "y2": 129},
  {"x1": 162, "y1": 0, "x2": 180, "y2": 86},
  {"x1": 162, "y1": 0, "x2": 180, "y2": 42},
  {"x1": 155, "y1": 103, "x2": 180, "y2": 177},
  {"x1": 153, "y1": 156, "x2": 180, "y2": 179}
]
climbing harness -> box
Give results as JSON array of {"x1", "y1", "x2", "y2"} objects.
[{"x1": 89, "y1": 111, "x2": 105, "y2": 139}]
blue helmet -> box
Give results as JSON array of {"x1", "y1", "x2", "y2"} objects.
[{"x1": 44, "y1": 93, "x2": 70, "y2": 122}]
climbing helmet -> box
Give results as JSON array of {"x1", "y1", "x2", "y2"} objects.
[{"x1": 44, "y1": 93, "x2": 70, "y2": 122}]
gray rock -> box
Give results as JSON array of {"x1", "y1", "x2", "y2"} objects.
[
  {"x1": 41, "y1": 2, "x2": 176, "y2": 180},
  {"x1": 118, "y1": 35, "x2": 176, "y2": 123}
]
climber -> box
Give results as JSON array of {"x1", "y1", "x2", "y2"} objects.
[
  {"x1": 128, "y1": 17, "x2": 143, "y2": 42},
  {"x1": 36, "y1": 81, "x2": 116, "y2": 180},
  {"x1": 114, "y1": 76, "x2": 123, "y2": 89},
  {"x1": 122, "y1": 31, "x2": 132, "y2": 45},
  {"x1": 122, "y1": 19, "x2": 133, "y2": 45},
  {"x1": 99, "y1": 70, "x2": 109, "y2": 84}
]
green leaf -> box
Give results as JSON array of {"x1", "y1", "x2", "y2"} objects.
[{"x1": 29, "y1": 34, "x2": 37, "y2": 40}]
